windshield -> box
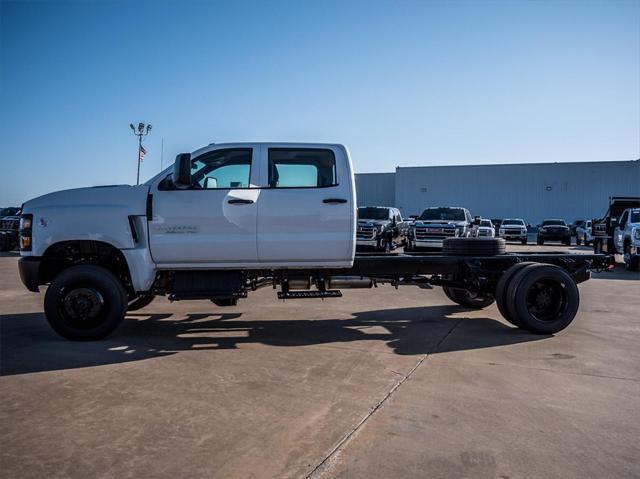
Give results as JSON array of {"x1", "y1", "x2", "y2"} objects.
[
  {"x1": 542, "y1": 220, "x2": 566, "y2": 226},
  {"x1": 419, "y1": 207, "x2": 465, "y2": 221},
  {"x1": 630, "y1": 211, "x2": 640, "y2": 223},
  {"x1": 502, "y1": 219, "x2": 524, "y2": 226},
  {"x1": 480, "y1": 220, "x2": 492, "y2": 227},
  {"x1": 358, "y1": 207, "x2": 390, "y2": 221},
  {"x1": 0, "y1": 207, "x2": 19, "y2": 217}
]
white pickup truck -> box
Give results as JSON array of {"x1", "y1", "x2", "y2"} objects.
[{"x1": 17, "y1": 142, "x2": 612, "y2": 340}]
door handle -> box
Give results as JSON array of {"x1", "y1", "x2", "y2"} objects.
[
  {"x1": 227, "y1": 199, "x2": 254, "y2": 205},
  {"x1": 323, "y1": 198, "x2": 347, "y2": 204}
]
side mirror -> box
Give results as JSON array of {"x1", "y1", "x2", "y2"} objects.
[
  {"x1": 474, "y1": 216, "x2": 481, "y2": 225},
  {"x1": 173, "y1": 153, "x2": 192, "y2": 189},
  {"x1": 527, "y1": 223, "x2": 531, "y2": 228},
  {"x1": 610, "y1": 218, "x2": 618, "y2": 228}
]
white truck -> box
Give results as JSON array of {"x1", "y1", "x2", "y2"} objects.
[
  {"x1": 613, "y1": 208, "x2": 640, "y2": 271},
  {"x1": 17, "y1": 142, "x2": 611, "y2": 340}
]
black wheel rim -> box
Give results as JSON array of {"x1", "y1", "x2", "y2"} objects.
[
  {"x1": 525, "y1": 279, "x2": 567, "y2": 322},
  {"x1": 58, "y1": 286, "x2": 106, "y2": 329}
]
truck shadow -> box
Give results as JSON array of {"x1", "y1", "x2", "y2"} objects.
[{"x1": 0, "y1": 306, "x2": 549, "y2": 376}]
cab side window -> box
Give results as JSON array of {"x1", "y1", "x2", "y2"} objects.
[
  {"x1": 191, "y1": 148, "x2": 252, "y2": 189},
  {"x1": 268, "y1": 148, "x2": 337, "y2": 188}
]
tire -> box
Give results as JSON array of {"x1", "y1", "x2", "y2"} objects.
[
  {"x1": 624, "y1": 243, "x2": 640, "y2": 272},
  {"x1": 495, "y1": 262, "x2": 537, "y2": 327},
  {"x1": 505, "y1": 264, "x2": 579, "y2": 334},
  {"x1": 44, "y1": 265, "x2": 128, "y2": 341},
  {"x1": 584, "y1": 235, "x2": 591, "y2": 247},
  {"x1": 564, "y1": 237, "x2": 572, "y2": 246},
  {"x1": 0, "y1": 234, "x2": 12, "y2": 252},
  {"x1": 442, "y1": 237, "x2": 506, "y2": 256},
  {"x1": 211, "y1": 298, "x2": 238, "y2": 307},
  {"x1": 521, "y1": 238, "x2": 527, "y2": 245},
  {"x1": 442, "y1": 286, "x2": 495, "y2": 309},
  {"x1": 537, "y1": 236, "x2": 544, "y2": 245},
  {"x1": 127, "y1": 294, "x2": 155, "y2": 311},
  {"x1": 576, "y1": 236, "x2": 582, "y2": 246}
]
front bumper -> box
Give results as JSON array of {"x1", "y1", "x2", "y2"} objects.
[
  {"x1": 501, "y1": 233, "x2": 527, "y2": 240},
  {"x1": 18, "y1": 256, "x2": 42, "y2": 292},
  {"x1": 356, "y1": 239, "x2": 378, "y2": 247},
  {"x1": 413, "y1": 239, "x2": 444, "y2": 248}
]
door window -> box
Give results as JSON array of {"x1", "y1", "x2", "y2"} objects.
[
  {"x1": 268, "y1": 148, "x2": 336, "y2": 188},
  {"x1": 190, "y1": 148, "x2": 252, "y2": 189}
]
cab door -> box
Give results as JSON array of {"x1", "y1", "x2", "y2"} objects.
[
  {"x1": 614, "y1": 210, "x2": 628, "y2": 254},
  {"x1": 256, "y1": 145, "x2": 355, "y2": 266},
  {"x1": 148, "y1": 146, "x2": 260, "y2": 266}
]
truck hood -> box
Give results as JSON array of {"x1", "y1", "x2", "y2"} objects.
[
  {"x1": 23, "y1": 185, "x2": 150, "y2": 214},
  {"x1": 358, "y1": 219, "x2": 389, "y2": 227},
  {"x1": 414, "y1": 220, "x2": 466, "y2": 228}
]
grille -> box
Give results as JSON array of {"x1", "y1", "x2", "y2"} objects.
[
  {"x1": 415, "y1": 227, "x2": 456, "y2": 240},
  {"x1": 504, "y1": 229, "x2": 522, "y2": 235},
  {"x1": 0, "y1": 219, "x2": 18, "y2": 231},
  {"x1": 356, "y1": 226, "x2": 375, "y2": 240}
]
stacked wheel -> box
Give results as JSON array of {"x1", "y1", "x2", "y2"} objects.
[
  {"x1": 442, "y1": 237, "x2": 506, "y2": 256},
  {"x1": 495, "y1": 263, "x2": 580, "y2": 334}
]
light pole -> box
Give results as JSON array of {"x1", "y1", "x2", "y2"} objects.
[{"x1": 130, "y1": 122, "x2": 152, "y2": 185}]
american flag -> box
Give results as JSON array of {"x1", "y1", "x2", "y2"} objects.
[{"x1": 139, "y1": 145, "x2": 147, "y2": 162}]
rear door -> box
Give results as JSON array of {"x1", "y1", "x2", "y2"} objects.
[
  {"x1": 256, "y1": 145, "x2": 355, "y2": 266},
  {"x1": 149, "y1": 146, "x2": 260, "y2": 266}
]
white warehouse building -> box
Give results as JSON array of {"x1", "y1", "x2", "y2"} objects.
[{"x1": 355, "y1": 160, "x2": 639, "y2": 225}]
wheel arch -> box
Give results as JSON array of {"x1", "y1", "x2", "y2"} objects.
[{"x1": 39, "y1": 240, "x2": 135, "y2": 296}]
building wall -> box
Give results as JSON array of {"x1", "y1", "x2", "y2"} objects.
[
  {"x1": 354, "y1": 172, "x2": 396, "y2": 207},
  {"x1": 355, "y1": 160, "x2": 639, "y2": 224}
]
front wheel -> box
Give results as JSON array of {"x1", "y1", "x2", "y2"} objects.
[
  {"x1": 521, "y1": 238, "x2": 527, "y2": 245},
  {"x1": 576, "y1": 236, "x2": 582, "y2": 246},
  {"x1": 44, "y1": 265, "x2": 128, "y2": 340},
  {"x1": 624, "y1": 243, "x2": 640, "y2": 272},
  {"x1": 537, "y1": 237, "x2": 544, "y2": 245}
]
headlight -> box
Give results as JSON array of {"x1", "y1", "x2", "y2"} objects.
[
  {"x1": 19, "y1": 214, "x2": 33, "y2": 251},
  {"x1": 521, "y1": 228, "x2": 527, "y2": 233},
  {"x1": 634, "y1": 228, "x2": 640, "y2": 240}
]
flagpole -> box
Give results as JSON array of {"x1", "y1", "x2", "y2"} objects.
[{"x1": 136, "y1": 134, "x2": 142, "y2": 185}]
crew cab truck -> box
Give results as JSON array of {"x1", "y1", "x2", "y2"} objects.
[
  {"x1": 356, "y1": 206, "x2": 408, "y2": 252},
  {"x1": 537, "y1": 219, "x2": 571, "y2": 246},
  {"x1": 614, "y1": 208, "x2": 640, "y2": 271},
  {"x1": 17, "y1": 142, "x2": 611, "y2": 341}
]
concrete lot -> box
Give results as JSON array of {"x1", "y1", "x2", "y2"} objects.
[{"x1": 1, "y1": 246, "x2": 639, "y2": 478}]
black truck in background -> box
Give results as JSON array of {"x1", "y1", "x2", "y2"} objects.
[
  {"x1": 0, "y1": 207, "x2": 21, "y2": 252},
  {"x1": 592, "y1": 197, "x2": 640, "y2": 254}
]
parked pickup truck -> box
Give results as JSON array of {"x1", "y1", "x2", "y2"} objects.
[
  {"x1": 356, "y1": 206, "x2": 408, "y2": 251},
  {"x1": 406, "y1": 206, "x2": 475, "y2": 250},
  {"x1": 537, "y1": 219, "x2": 571, "y2": 245},
  {"x1": 498, "y1": 218, "x2": 528, "y2": 244},
  {"x1": 575, "y1": 220, "x2": 593, "y2": 246},
  {"x1": 613, "y1": 208, "x2": 640, "y2": 271},
  {"x1": 17, "y1": 142, "x2": 611, "y2": 340}
]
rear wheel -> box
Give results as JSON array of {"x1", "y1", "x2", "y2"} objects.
[
  {"x1": 576, "y1": 236, "x2": 582, "y2": 246},
  {"x1": 442, "y1": 286, "x2": 495, "y2": 309},
  {"x1": 495, "y1": 262, "x2": 537, "y2": 327},
  {"x1": 44, "y1": 265, "x2": 128, "y2": 340},
  {"x1": 505, "y1": 264, "x2": 579, "y2": 334},
  {"x1": 537, "y1": 236, "x2": 544, "y2": 245}
]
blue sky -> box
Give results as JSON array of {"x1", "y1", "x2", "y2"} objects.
[{"x1": 1, "y1": 0, "x2": 638, "y2": 206}]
